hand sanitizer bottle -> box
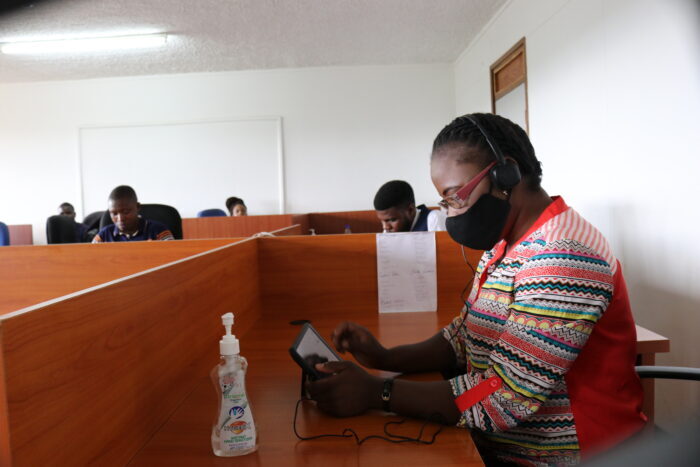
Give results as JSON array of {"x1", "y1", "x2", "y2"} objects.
[{"x1": 211, "y1": 313, "x2": 258, "y2": 457}]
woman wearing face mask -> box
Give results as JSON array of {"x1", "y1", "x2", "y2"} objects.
[{"x1": 307, "y1": 114, "x2": 646, "y2": 466}]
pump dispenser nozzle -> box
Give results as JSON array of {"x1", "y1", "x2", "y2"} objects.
[{"x1": 219, "y1": 312, "x2": 240, "y2": 355}]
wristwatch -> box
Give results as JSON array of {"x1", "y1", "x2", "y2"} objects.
[{"x1": 381, "y1": 378, "x2": 394, "y2": 412}]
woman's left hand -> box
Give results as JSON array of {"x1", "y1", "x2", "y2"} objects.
[{"x1": 306, "y1": 361, "x2": 382, "y2": 417}]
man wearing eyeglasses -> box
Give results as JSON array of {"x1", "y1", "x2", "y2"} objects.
[{"x1": 373, "y1": 180, "x2": 446, "y2": 233}]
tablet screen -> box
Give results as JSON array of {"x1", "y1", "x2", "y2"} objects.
[{"x1": 295, "y1": 325, "x2": 340, "y2": 368}]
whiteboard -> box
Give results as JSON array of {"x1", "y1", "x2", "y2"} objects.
[{"x1": 78, "y1": 117, "x2": 284, "y2": 218}]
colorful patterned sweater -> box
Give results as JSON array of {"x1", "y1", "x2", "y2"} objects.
[{"x1": 443, "y1": 196, "x2": 645, "y2": 466}]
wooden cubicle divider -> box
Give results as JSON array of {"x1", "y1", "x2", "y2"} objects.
[
  {"x1": 0, "y1": 238, "x2": 258, "y2": 466},
  {"x1": 258, "y1": 232, "x2": 481, "y2": 318},
  {"x1": 0, "y1": 239, "x2": 238, "y2": 316},
  {"x1": 269, "y1": 223, "x2": 303, "y2": 237},
  {"x1": 7, "y1": 225, "x2": 32, "y2": 246},
  {"x1": 182, "y1": 215, "x2": 301, "y2": 239},
  {"x1": 0, "y1": 342, "x2": 10, "y2": 466},
  {"x1": 181, "y1": 209, "x2": 382, "y2": 238},
  {"x1": 307, "y1": 210, "x2": 381, "y2": 234},
  {"x1": 291, "y1": 214, "x2": 310, "y2": 235}
]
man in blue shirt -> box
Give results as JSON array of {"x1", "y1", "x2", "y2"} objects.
[{"x1": 92, "y1": 185, "x2": 174, "y2": 243}]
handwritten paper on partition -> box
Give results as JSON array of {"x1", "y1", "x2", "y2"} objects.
[{"x1": 376, "y1": 232, "x2": 437, "y2": 313}]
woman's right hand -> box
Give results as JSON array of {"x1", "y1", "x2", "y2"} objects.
[{"x1": 331, "y1": 321, "x2": 388, "y2": 370}]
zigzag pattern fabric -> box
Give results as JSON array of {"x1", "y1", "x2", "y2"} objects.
[{"x1": 443, "y1": 197, "x2": 644, "y2": 466}]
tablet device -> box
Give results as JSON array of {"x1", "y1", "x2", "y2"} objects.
[{"x1": 289, "y1": 323, "x2": 341, "y2": 380}]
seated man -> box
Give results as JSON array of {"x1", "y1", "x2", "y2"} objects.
[
  {"x1": 373, "y1": 180, "x2": 446, "y2": 232},
  {"x1": 58, "y1": 202, "x2": 88, "y2": 242},
  {"x1": 92, "y1": 186, "x2": 174, "y2": 243}
]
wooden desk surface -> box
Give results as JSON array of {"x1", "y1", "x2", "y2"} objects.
[
  {"x1": 635, "y1": 325, "x2": 670, "y2": 355},
  {"x1": 129, "y1": 309, "x2": 484, "y2": 466}
]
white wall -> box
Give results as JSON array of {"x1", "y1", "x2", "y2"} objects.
[
  {"x1": 0, "y1": 64, "x2": 454, "y2": 243},
  {"x1": 455, "y1": 0, "x2": 700, "y2": 429}
]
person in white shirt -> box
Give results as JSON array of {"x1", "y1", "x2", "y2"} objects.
[{"x1": 373, "y1": 180, "x2": 446, "y2": 232}]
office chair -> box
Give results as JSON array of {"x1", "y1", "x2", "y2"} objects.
[
  {"x1": 585, "y1": 365, "x2": 700, "y2": 466},
  {"x1": 197, "y1": 208, "x2": 227, "y2": 217},
  {"x1": 0, "y1": 222, "x2": 9, "y2": 246},
  {"x1": 635, "y1": 366, "x2": 700, "y2": 381},
  {"x1": 46, "y1": 215, "x2": 80, "y2": 244},
  {"x1": 82, "y1": 210, "x2": 103, "y2": 243},
  {"x1": 82, "y1": 211, "x2": 103, "y2": 231},
  {"x1": 99, "y1": 204, "x2": 183, "y2": 240}
]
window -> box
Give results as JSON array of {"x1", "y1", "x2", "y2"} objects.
[{"x1": 490, "y1": 38, "x2": 528, "y2": 132}]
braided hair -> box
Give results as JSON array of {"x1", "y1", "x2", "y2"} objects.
[{"x1": 432, "y1": 113, "x2": 542, "y2": 190}]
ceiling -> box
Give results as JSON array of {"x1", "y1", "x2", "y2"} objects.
[{"x1": 0, "y1": 0, "x2": 505, "y2": 83}]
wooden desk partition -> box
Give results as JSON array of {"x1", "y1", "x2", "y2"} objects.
[
  {"x1": 7, "y1": 225, "x2": 32, "y2": 246},
  {"x1": 0, "y1": 239, "x2": 238, "y2": 316},
  {"x1": 308, "y1": 210, "x2": 381, "y2": 234},
  {"x1": 0, "y1": 238, "x2": 260, "y2": 466},
  {"x1": 258, "y1": 232, "x2": 480, "y2": 318},
  {"x1": 182, "y1": 215, "x2": 301, "y2": 239},
  {"x1": 269, "y1": 223, "x2": 303, "y2": 237}
]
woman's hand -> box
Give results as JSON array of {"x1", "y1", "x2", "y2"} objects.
[
  {"x1": 331, "y1": 321, "x2": 388, "y2": 369},
  {"x1": 306, "y1": 361, "x2": 382, "y2": 417}
]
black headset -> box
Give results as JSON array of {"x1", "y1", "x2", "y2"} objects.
[{"x1": 463, "y1": 115, "x2": 521, "y2": 191}]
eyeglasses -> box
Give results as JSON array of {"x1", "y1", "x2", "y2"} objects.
[{"x1": 438, "y1": 161, "x2": 496, "y2": 210}]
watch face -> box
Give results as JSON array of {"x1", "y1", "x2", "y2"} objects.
[{"x1": 382, "y1": 379, "x2": 393, "y2": 400}]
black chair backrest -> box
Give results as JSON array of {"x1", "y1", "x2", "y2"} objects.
[
  {"x1": 82, "y1": 211, "x2": 104, "y2": 231},
  {"x1": 635, "y1": 366, "x2": 700, "y2": 381},
  {"x1": 99, "y1": 204, "x2": 183, "y2": 240},
  {"x1": 46, "y1": 215, "x2": 78, "y2": 244}
]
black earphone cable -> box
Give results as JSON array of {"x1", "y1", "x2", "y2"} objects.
[
  {"x1": 292, "y1": 399, "x2": 446, "y2": 445},
  {"x1": 448, "y1": 245, "x2": 476, "y2": 343}
]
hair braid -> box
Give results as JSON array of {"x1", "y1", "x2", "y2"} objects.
[{"x1": 432, "y1": 113, "x2": 542, "y2": 189}]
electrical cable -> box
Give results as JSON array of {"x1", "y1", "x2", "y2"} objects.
[
  {"x1": 448, "y1": 245, "x2": 477, "y2": 342},
  {"x1": 292, "y1": 399, "x2": 446, "y2": 445}
]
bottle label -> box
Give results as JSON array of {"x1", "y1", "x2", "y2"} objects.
[{"x1": 217, "y1": 370, "x2": 256, "y2": 452}]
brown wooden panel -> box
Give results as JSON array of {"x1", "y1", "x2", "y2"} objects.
[
  {"x1": 129, "y1": 309, "x2": 484, "y2": 466},
  {"x1": 493, "y1": 50, "x2": 525, "y2": 97},
  {"x1": 291, "y1": 214, "x2": 310, "y2": 235},
  {"x1": 0, "y1": 331, "x2": 10, "y2": 467},
  {"x1": 270, "y1": 224, "x2": 303, "y2": 236},
  {"x1": 7, "y1": 225, "x2": 32, "y2": 246},
  {"x1": 308, "y1": 210, "x2": 382, "y2": 235},
  {"x1": 0, "y1": 239, "x2": 239, "y2": 316},
  {"x1": 258, "y1": 232, "x2": 482, "y2": 319},
  {"x1": 182, "y1": 215, "x2": 296, "y2": 239},
  {"x1": 0, "y1": 239, "x2": 261, "y2": 466}
]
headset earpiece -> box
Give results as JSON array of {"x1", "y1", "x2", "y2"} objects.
[
  {"x1": 490, "y1": 160, "x2": 521, "y2": 191},
  {"x1": 464, "y1": 114, "x2": 522, "y2": 191}
]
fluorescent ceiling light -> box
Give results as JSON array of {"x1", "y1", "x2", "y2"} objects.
[{"x1": 1, "y1": 33, "x2": 168, "y2": 55}]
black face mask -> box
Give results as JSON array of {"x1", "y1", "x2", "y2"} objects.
[{"x1": 445, "y1": 193, "x2": 511, "y2": 251}]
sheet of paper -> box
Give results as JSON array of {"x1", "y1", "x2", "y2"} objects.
[{"x1": 376, "y1": 232, "x2": 437, "y2": 313}]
